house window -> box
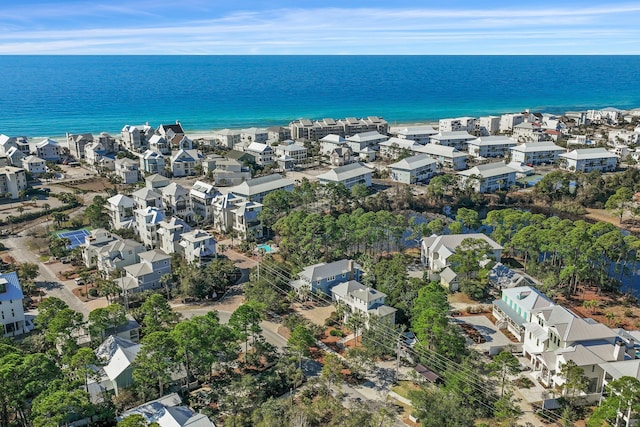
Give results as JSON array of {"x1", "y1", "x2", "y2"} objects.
[{"x1": 327, "y1": 275, "x2": 335, "y2": 282}]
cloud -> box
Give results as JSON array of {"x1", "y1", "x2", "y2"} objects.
[{"x1": 0, "y1": 4, "x2": 639, "y2": 54}]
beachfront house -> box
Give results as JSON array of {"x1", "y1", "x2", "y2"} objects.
[
  {"x1": 115, "y1": 158, "x2": 140, "y2": 185},
  {"x1": 0, "y1": 167, "x2": 27, "y2": 199},
  {"x1": 317, "y1": 162, "x2": 373, "y2": 190},
  {"x1": 421, "y1": 233, "x2": 503, "y2": 271},
  {"x1": 467, "y1": 136, "x2": 518, "y2": 159},
  {"x1": 106, "y1": 194, "x2": 136, "y2": 230},
  {"x1": 290, "y1": 259, "x2": 363, "y2": 295},
  {"x1": 457, "y1": 162, "x2": 517, "y2": 193},
  {"x1": 179, "y1": 229, "x2": 217, "y2": 266},
  {"x1": 35, "y1": 138, "x2": 61, "y2": 163},
  {"x1": 0, "y1": 135, "x2": 30, "y2": 156},
  {"x1": 412, "y1": 144, "x2": 468, "y2": 170},
  {"x1": 509, "y1": 141, "x2": 565, "y2": 165},
  {"x1": 170, "y1": 149, "x2": 202, "y2": 177},
  {"x1": 492, "y1": 286, "x2": 554, "y2": 342},
  {"x1": 332, "y1": 281, "x2": 397, "y2": 326},
  {"x1": 157, "y1": 122, "x2": 185, "y2": 146},
  {"x1": 85, "y1": 142, "x2": 115, "y2": 172},
  {"x1": 116, "y1": 250, "x2": 172, "y2": 294},
  {"x1": 0, "y1": 272, "x2": 29, "y2": 337},
  {"x1": 430, "y1": 131, "x2": 477, "y2": 151},
  {"x1": 161, "y1": 183, "x2": 193, "y2": 223},
  {"x1": 558, "y1": 147, "x2": 618, "y2": 173},
  {"x1": 66, "y1": 133, "x2": 93, "y2": 159},
  {"x1": 226, "y1": 174, "x2": 294, "y2": 203},
  {"x1": 21, "y1": 155, "x2": 46, "y2": 177},
  {"x1": 241, "y1": 127, "x2": 269, "y2": 144},
  {"x1": 388, "y1": 154, "x2": 437, "y2": 184},
  {"x1": 267, "y1": 126, "x2": 292, "y2": 142},
  {"x1": 5, "y1": 147, "x2": 26, "y2": 168},
  {"x1": 213, "y1": 129, "x2": 241, "y2": 149},
  {"x1": 499, "y1": 113, "x2": 526, "y2": 133},
  {"x1": 121, "y1": 124, "x2": 154, "y2": 152},
  {"x1": 395, "y1": 126, "x2": 438, "y2": 144}
]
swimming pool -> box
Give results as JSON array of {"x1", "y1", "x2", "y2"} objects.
[{"x1": 256, "y1": 244, "x2": 274, "y2": 253}]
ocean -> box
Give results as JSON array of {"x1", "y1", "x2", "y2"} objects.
[{"x1": 1, "y1": 55, "x2": 640, "y2": 137}]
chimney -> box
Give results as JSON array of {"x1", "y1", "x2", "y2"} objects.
[{"x1": 613, "y1": 341, "x2": 626, "y2": 361}]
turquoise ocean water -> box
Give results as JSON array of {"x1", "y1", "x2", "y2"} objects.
[{"x1": 1, "y1": 55, "x2": 640, "y2": 137}]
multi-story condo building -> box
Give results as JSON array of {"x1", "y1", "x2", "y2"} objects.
[
  {"x1": 412, "y1": 144, "x2": 468, "y2": 170},
  {"x1": 226, "y1": 174, "x2": 294, "y2": 203},
  {"x1": 395, "y1": 126, "x2": 438, "y2": 145},
  {"x1": 429, "y1": 131, "x2": 477, "y2": 151},
  {"x1": 457, "y1": 162, "x2": 517, "y2": 193},
  {"x1": 289, "y1": 116, "x2": 388, "y2": 140},
  {"x1": 317, "y1": 162, "x2": 373, "y2": 190},
  {"x1": 467, "y1": 136, "x2": 518, "y2": 159},
  {"x1": 438, "y1": 117, "x2": 476, "y2": 133},
  {"x1": 509, "y1": 141, "x2": 565, "y2": 165},
  {"x1": 388, "y1": 154, "x2": 437, "y2": 184},
  {"x1": 559, "y1": 148, "x2": 618, "y2": 173}
]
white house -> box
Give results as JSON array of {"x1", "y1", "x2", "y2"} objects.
[
  {"x1": 131, "y1": 187, "x2": 162, "y2": 210},
  {"x1": 388, "y1": 154, "x2": 437, "y2": 184},
  {"x1": 332, "y1": 280, "x2": 396, "y2": 326},
  {"x1": 467, "y1": 136, "x2": 518, "y2": 159},
  {"x1": 245, "y1": 142, "x2": 274, "y2": 166},
  {"x1": 140, "y1": 150, "x2": 165, "y2": 175},
  {"x1": 0, "y1": 272, "x2": 28, "y2": 337},
  {"x1": 85, "y1": 142, "x2": 115, "y2": 172},
  {"x1": 317, "y1": 162, "x2": 373, "y2": 189},
  {"x1": 148, "y1": 135, "x2": 170, "y2": 155},
  {"x1": 320, "y1": 134, "x2": 348, "y2": 156},
  {"x1": 204, "y1": 158, "x2": 251, "y2": 186},
  {"x1": 145, "y1": 173, "x2": 170, "y2": 190},
  {"x1": 499, "y1": 113, "x2": 526, "y2": 133},
  {"x1": 492, "y1": 286, "x2": 554, "y2": 342},
  {"x1": 346, "y1": 131, "x2": 388, "y2": 152},
  {"x1": 21, "y1": 155, "x2": 46, "y2": 176},
  {"x1": 421, "y1": 233, "x2": 503, "y2": 271},
  {"x1": 5, "y1": 147, "x2": 26, "y2": 168},
  {"x1": 379, "y1": 137, "x2": 420, "y2": 159},
  {"x1": 179, "y1": 229, "x2": 217, "y2": 266},
  {"x1": 412, "y1": 144, "x2": 468, "y2": 170},
  {"x1": 35, "y1": 138, "x2": 61, "y2": 162},
  {"x1": 157, "y1": 216, "x2": 191, "y2": 255},
  {"x1": 117, "y1": 250, "x2": 172, "y2": 294},
  {"x1": 478, "y1": 116, "x2": 501, "y2": 136},
  {"x1": 81, "y1": 229, "x2": 145, "y2": 273},
  {"x1": 115, "y1": 158, "x2": 140, "y2": 185},
  {"x1": 0, "y1": 135, "x2": 30, "y2": 156},
  {"x1": 513, "y1": 122, "x2": 545, "y2": 142},
  {"x1": 121, "y1": 124, "x2": 154, "y2": 152},
  {"x1": 170, "y1": 149, "x2": 202, "y2": 177},
  {"x1": 162, "y1": 183, "x2": 193, "y2": 222},
  {"x1": 226, "y1": 174, "x2": 294, "y2": 203},
  {"x1": 134, "y1": 207, "x2": 165, "y2": 249},
  {"x1": 230, "y1": 199, "x2": 264, "y2": 241},
  {"x1": 439, "y1": 117, "x2": 476, "y2": 133},
  {"x1": 274, "y1": 144, "x2": 308, "y2": 165},
  {"x1": 66, "y1": 133, "x2": 93, "y2": 159},
  {"x1": 509, "y1": 141, "x2": 565, "y2": 165},
  {"x1": 157, "y1": 122, "x2": 185, "y2": 146},
  {"x1": 190, "y1": 180, "x2": 218, "y2": 223},
  {"x1": 559, "y1": 148, "x2": 618, "y2": 173},
  {"x1": 395, "y1": 126, "x2": 438, "y2": 144},
  {"x1": 106, "y1": 194, "x2": 136, "y2": 230},
  {"x1": 430, "y1": 131, "x2": 477, "y2": 151},
  {"x1": 118, "y1": 393, "x2": 215, "y2": 427},
  {"x1": 457, "y1": 162, "x2": 518, "y2": 193},
  {"x1": 290, "y1": 259, "x2": 363, "y2": 295},
  {"x1": 0, "y1": 167, "x2": 27, "y2": 199},
  {"x1": 213, "y1": 129, "x2": 241, "y2": 149},
  {"x1": 240, "y1": 127, "x2": 269, "y2": 144}
]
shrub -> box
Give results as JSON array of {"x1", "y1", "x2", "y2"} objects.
[{"x1": 88, "y1": 288, "x2": 99, "y2": 297}]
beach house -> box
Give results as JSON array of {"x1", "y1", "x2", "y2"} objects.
[
  {"x1": 179, "y1": 229, "x2": 217, "y2": 266},
  {"x1": 558, "y1": 148, "x2": 618, "y2": 173},
  {"x1": 388, "y1": 154, "x2": 437, "y2": 184},
  {"x1": 66, "y1": 132, "x2": 93, "y2": 159},
  {"x1": 161, "y1": 183, "x2": 193, "y2": 222},
  {"x1": 190, "y1": 180, "x2": 218, "y2": 223},
  {"x1": 0, "y1": 135, "x2": 30, "y2": 156},
  {"x1": 379, "y1": 137, "x2": 420, "y2": 159},
  {"x1": 457, "y1": 162, "x2": 517, "y2": 193},
  {"x1": 121, "y1": 124, "x2": 154, "y2": 152},
  {"x1": 395, "y1": 126, "x2": 438, "y2": 145},
  {"x1": 421, "y1": 233, "x2": 503, "y2": 271},
  {"x1": 332, "y1": 281, "x2": 397, "y2": 326},
  {"x1": 0, "y1": 272, "x2": 28, "y2": 337},
  {"x1": 157, "y1": 122, "x2": 185, "y2": 146},
  {"x1": 117, "y1": 249, "x2": 172, "y2": 293},
  {"x1": 170, "y1": 149, "x2": 202, "y2": 177},
  {"x1": 430, "y1": 131, "x2": 477, "y2": 151},
  {"x1": 157, "y1": 217, "x2": 191, "y2": 255},
  {"x1": 412, "y1": 144, "x2": 468, "y2": 170},
  {"x1": 134, "y1": 207, "x2": 165, "y2": 249},
  {"x1": 115, "y1": 158, "x2": 140, "y2": 184},
  {"x1": 106, "y1": 194, "x2": 136, "y2": 230},
  {"x1": 81, "y1": 229, "x2": 145, "y2": 273},
  {"x1": 213, "y1": 129, "x2": 241, "y2": 149},
  {"x1": 290, "y1": 259, "x2": 363, "y2": 295},
  {"x1": 35, "y1": 138, "x2": 61, "y2": 163},
  {"x1": 240, "y1": 127, "x2": 269, "y2": 144},
  {"x1": 244, "y1": 142, "x2": 274, "y2": 166},
  {"x1": 140, "y1": 150, "x2": 166, "y2": 175},
  {"x1": 478, "y1": 116, "x2": 501, "y2": 135},
  {"x1": 492, "y1": 286, "x2": 554, "y2": 342},
  {"x1": 148, "y1": 135, "x2": 170, "y2": 155},
  {"x1": 499, "y1": 113, "x2": 526, "y2": 133},
  {"x1": 21, "y1": 155, "x2": 46, "y2": 177},
  {"x1": 439, "y1": 117, "x2": 477, "y2": 133},
  {"x1": 203, "y1": 157, "x2": 251, "y2": 186},
  {"x1": 346, "y1": 131, "x2": 388, "y2": 152}
]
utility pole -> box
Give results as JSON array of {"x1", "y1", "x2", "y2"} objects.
[{"x1": 396, "y1": 334, "x2": 401, "y2": 382}]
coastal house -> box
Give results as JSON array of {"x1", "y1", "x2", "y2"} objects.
[
  {"x1": 231, "y1": 200, "x2": 264, "y2": 241},
  {"x1": 203, "y1": 157, "x2": 251, "y2": 186},
  {"x1": 332, "y1": 281, "x2": 397, "y2": 326},
  {"x1": 430, "y1": 131, "x2": 477, "y2": 151},
  {"x1": 85, "y1": 142, "x2": 115, "y2": 172},
  {"x1": 290, "y1": 259, "x2": 363, "y2": 295},
  {"x1": 395, "y1": 126, "x2": 438, "y2": 144},
  {"x1": 412, "y1": 144, "x2": 468, "y2": 170},
  {"x1": 157, "y1": 216, "x2": 191, "y2": 255},
  {"x1": 320, "y1": 134, "x2": 348, "y2": 156},
  {"x1": 0, "y1": 135, "x2": 30, "y2": 156},
  {"x1": 115, "y1": 158, "x2": 140, "y2": 184},
  {"x1": 0, "y1": 272, "x2": 29, "y2": 337},
  {"x1": 157, "y1": 122, "x2": 185, "y2": 146},
  {"x1": 329, "y1": 147, "x2": 353, "y2": 166},
  {"x1": 179, "y1": 229, "x2": 217, "y2": 266},
  {"x1": 95, "y1": 132, "x2": 119, "y2": 153},
  {"x1": 5, "y1": 147, "x2": 26, "y2": 168},
  {"x1": 148, "y1": 135, "x2": 170, "y2": 155},
  {"x1": 145, "y1": 173, "x2": 171, "y2": 190},
  {"x1": 213, "y1": 128, "x2": 241, "y2": 149},
  {"x1": 106, "y1": 194, "x2": 136, "y2": 230},
  {"x1": 346, "y1": 131, "x2": 388, "y2": 152},
  {"x1": 241, "y1": 127, "x2": 269, "y2": 144},
  {"x1": 457, "y1": 162, "x2": 517, "y2": 193},
  {"x1": 134, "y1": 207, "x2": 165, "y2": 249},
  {"x1": 317, "y1": 162, "x2": 373, "y2": 189},
  {"x1": 609, "y1": 129, "x2": 640, "y2": 145},
  {"x1": 89, "y1": 335, "x2": 141, "y2": 399},
  {"x1": 117, "y1": 250, "x2": 172, "y2": 294},
  {"x1": 509, "y1": 141, "x2": 565, "y2": 165},
  {"x1": 513, "y1": 122, "x2": 546, "y2": 142},
  {"x1": 388, "y1": 154, "x2": 437, "y2": 184},
  {"x1": 267, "y1": 126, "x2": 291, "y2": 142},
  {"x1": 190, "y1": 180, "x2": 218, "y2": 223},
  {"x1": 121, "y1": 124, "x2": 154, "y2": 152},
  {"x1": 558, "y1": 148, "x2": 618, "y2": 173},
  {"x1": 161, "y1": 183, "x2": 193, "y2": 223},
  {"x1": 21, "y1": 155, "x2": 47, "y2": 177},
  {"x1": 140, "y1": 150, "x2": 166, "y2": 176},
  {"x1": 274, "y1": 144, "x2": 308, "y2": 165},
  {"x1": 170, "y1": 149, "x2": 202, "y2": 177},
  {"x1": 35, "y1": 138, "x2": 61, "y2": 163},
  {"x1": 439, "y1": 117, "x2": 477, "y2": 133},
  {"x1": 118, "y1": 393, "x2": 215, "y2": 427},
  {"x1": 226, "y1": 173, "x2": 294, "y2": 203},
  {"x1": 81, "y1": 229, "x2": 145, "y2": 274},
  {"x1": 0, "y1": 167, "x2": 27, "y2": 199},
  {"x1": 379, "y1": 137, "x2": 420, "y2": 159},
  {"x1": 492, "y1": 286, "x2": 554, "y2": 342},
  {"x1": 244, "y1": 142, "x2": 274, "y2": 166},
  {"x1": 421, "y1": 233, "x2": 503, "y2": 271},
  {"x1": 131, "y1": 187, "x2": 162, "y2": 210},
  {"x1": 467, "y1": 136, "x2": 518, "y2": 159},
  {"x1": 66, "y1": 132, "x2": 93, "y2": 159}
]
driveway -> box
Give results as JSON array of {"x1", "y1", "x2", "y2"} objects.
[{"x1": 451, "y1": 315, "x2": 519, "y2": 354}]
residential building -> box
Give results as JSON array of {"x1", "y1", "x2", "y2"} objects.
[
  {"x1": 117, "y1": 250, "x2": 172, "y2": 293},
  {"x1": 317, "y1": 162, "x2": 373, "y2": 189},
  {"x1": 5, "y1": 147, "x2": 25, "y2": 168},
  {"x1": 499, "y1": 113, "x2": 526, "y2": 133},
  {"x1": 412, "y1": 144, "x2": 468, "y2": 170},
  {"x1": 290, "y1": 259, "x2": 363, "y2": 295},
  {"x1": 115, "y1": 158, "x2": 140, "y2": 184},
  {"x1": 395, "y1": 126, "x2": 439, "y2": 144},
  {"x1": 421, "y1": 233, "x2": 503, "y2": 271},
  {"x1": 148, "y1": 135, "x2": 170, "y2": 155},
  {"x1": 81, "y1": 229, "x2": 145, "y2": 273},
  {"x1": 157, "y1": 217, "x2": 191, "y2": 255},
  {"x1": 379, "y1": 137, "x2": 420, "y2": 159},
  {"x1": 267, "y1": 126, "x2": 291, "y2": 142},
  {"x1": 587, "y1": 108, "x2": 623, "y2": 125},
  {"x1": 559, "y1": 147, "x2": 618, "y2": 173},
  {"x1": 509, "y1": 141, "x2": 565, "y2": 165},
  {"x1": 226, "y1": 174, "x2": 294, "y2": 203},
  {"x1": 274, "y1": 144, "x2": 308, "y2": 165},
  {"x1": 231, "y1": 200, "x2": 263, "y2": 240},
  {"x1": 289, "y1": 116, "x2": 388, "y2": 140},
  {"x1": 478, "y1": 116, "x2": 501, "y2": 135},
  {"x1": 140, "y1": 150, "x2": 166, "y2": 175},
  {"x1": 609, "y1": 129, "x2": 640, "y2": 145},
  {"x1": 458, "y1": 162, "x2": 517, "y2": 193},
  {"x1": 0, "y1": 167, "x2": 27, "y2": 199},
  {"x1": 179, "y1": 229, "x2": 217, "y2": 266},
  {"x1": 95, "y1": 132, "x2": 118, "y2": 153},
  {"x1": 492, "y1": 286, "x2": 554, "y2": 342},
  {"x1": 388, "y1": 154, "x2": 437, "y2": 184},
  {"x1": 513, "y1": 122, "x2": 546, "y2": 142},
  {"x1": 467, "y1": 136, "x2": 518, "y2": 159},
  {"x1": 245, "y1": 142, "x2": 274, "y2": 166},
  {"x1": 0, "y1": 272, "x2": 28, "y2": 337},
  {"x1": 429, "y1": 131, "x2": 477, "y2": 151},
  {"x1": 332, "y1": 280, "x2": 396, "y2": 326},
  {"x1": 66, "y1": 132, "x2": 93, "y2": 159},
  {"x1": 118, "y1": 393, "x2": 215, "y2": 427},
  {"x1": 203, "y1": 157, "x2": 251, "y2": 186},
  {"x1": 135, "y1": 207, "x2": 165, "y2": 249},
  {"x1": 170, "y1": 149, "x2": 202, "y2": 177},
  {"x1": 319, "y1": 134, "x2": 347, "y2": 156},
  {"x1": 439, "y1": 117, "x2": 476, "y2": 133},
  {"x1": 161, "y1": 183, "x2": 193, "y2": 222},
  {"x1": 21, "y1": 155, "x2": 46, "y2": 176},
  {"x1": 157, "y1": 122, "x2": 185, "y2": 146},
  {"x1": 145, "y1": 173, "x2": 170, "y2": 190},
  {"x1": 106, "y1": 194, "x2": 136, "y2": 230},
  {"x1": 212, "y1": 193, "x2": 244, "y2": 234},
  {"x1": 241, "y1": 127, "x2": 269, "y2": 144},
  {"x1": 0, "y1": 134, "x2": 30, "y2": 156},
  {"x1": 85, "y1": 142, "x2": 115, "y2": 172},
  {"x1": 346, "y1": 131, "x2": 388, "y2": 152},
  {"x1": 35, "y1": 138, "x2": 61, "y2": 162},
  {"x1": 121, "y1": 124, "x2": 154, "y2": 152},
  {"x1": 90, "y1": 335, "x2": 140, "y2": 398},
  {"x1": 190, "y1": 180, "x2": 218, "y2": 223},
  {"x1": 213, "y1": 128, "x2": 241, "y2": 149},
  {"x1": 131, "y1": 187, "x2": 162, "y2": 210},
  {"x1": 329, "y1": 147, "x2": 353, "y2": 166}
]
